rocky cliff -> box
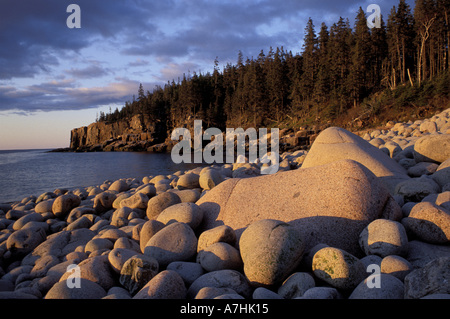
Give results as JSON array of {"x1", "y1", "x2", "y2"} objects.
[{"x1": 69, "y1": 114, "x2": 168, "y2": 152}]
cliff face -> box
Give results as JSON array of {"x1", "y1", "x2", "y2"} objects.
[{"x1": 69, "y1": 114, "x2": 167, "y2": 152}]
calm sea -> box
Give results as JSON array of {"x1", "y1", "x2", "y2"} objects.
[{"x1": 0, "y1": 149, "x2": 207, "y2": 204}]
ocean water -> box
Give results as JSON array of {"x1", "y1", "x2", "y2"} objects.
[{"x1": 0, "y1": 149, "x2": 207, "y2": 204}]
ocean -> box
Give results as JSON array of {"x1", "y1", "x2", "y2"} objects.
[{"x1": 0, "y1": 149, "x2": 207, "y2": 204}]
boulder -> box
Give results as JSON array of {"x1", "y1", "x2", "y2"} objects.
[
  {"x1": 197, "y1": 159, "x2": 402, "y2": 256},
  {"x1": 401, "y1": 201, "x2": 450, "y2": 244},
  {"x1": 119, "y1": 255, "x2": 159, "y2": 295},
  {"x1": 52, "y1": 194, "x2": 81, "y2": 219},
  {"x1": 187, "y1": 269, "x2": 252, "y2": 299},
  {"x1": 45, "y1": 278, "x2": 106, "y2": 299},
  {"x1": 414, "y1": 134, "x2": 450, "y2": 164},
  {"x1": 404, "y1": 257, "x2": 450, "y2": 299},
  {"x1": 6, "y1": 227, "x2": 47, "y2": 259},
  {"x1": 59, "y1": 255, "x2": 115, "y2": 291},
  {"x1": 394, "y1": 176, "x2": 441, "y2": 202},
  {"x1": 93, "y1": 191, "x2": 116, "y2": 214},
  {"x1": 109, "y1": 179, "x2": 129, "y2": 193},
  {"x1": 133, "y1": 270, "x2": 186, "y2": 299},
  {"x1": 199, "y1": 169, "x2": 224, "y2": 190},
  {"x1": 166, "y1": 261, "x2": 204, "y2": 286},
  {"x1": 139, "y1": 220, "x2": 165, "y2": 253},
  {"x1": 120, "y1": 193, "x2": 149, "y2": 210},
  {"x1": 349, "y1": 274, "x2": 404, "y2": 299},
  {"x1": 312, "y1": 247, "x2": 366, "y2": 290},
  {"x1": 146, "y1": 192, "x2": 181, "y2": 220},
  {"x1": 358, "y1": 219, "x2": 409, "y2": 257},
  {"x1": 277, "y1": 272, "x2": 315, "y2": 299},
  {"x1": 239, "y1": 219, "x2": 305, "y2": 287},
  {"x1": 301, "y1": 127, "x2": 410, "y2": 193},
  {"x1": 197, "y1": 225, "x2": 236, "y2": 253},
  {"x1": 196, "y1": 242, "x2": 242, "y2": 272},
  {"x1": 144, "y1": 222, "x2": 197, "y2": 267},
  {"x1": 405, "y1": 240, "x2": 450, "y2": 269},
  {"x1": 381, "y1": 255, "x2": 412, "y2": 281},
  {"x1": 156, "y1": 202, "x2": 203, "y2": 230},
  {"x1": 432, "y1": 158, "x2": 450, "y2": 187},
  {"x1": 177, "y1": 173, "x2": 200, "y2": 189},
  {"x1": 108, "y1": 248, "x2": 139, "y2": 274}
]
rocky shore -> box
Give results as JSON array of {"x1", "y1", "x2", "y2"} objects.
[{"x1": 0, "y1": 109, "x2": 450, "y2": 300}]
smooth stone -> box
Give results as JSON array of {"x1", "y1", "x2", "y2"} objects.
[
  {"x1": 195, "y1": 287, "x2": 238, "y2": 299},
  {"x1": 408, "y1": 162, "x2": 439, "y2": 177},
  {"x1": 177, "y1": 173, "x2": 200, "y2": 189},
  {"x1": 119, "y1": 255, "x2": 159, "y2": 295},
  {"x1": 404, "y1": 257, "x2": 450, "y2": 299},
  {"x1": 432, "y1": 158, "x2": 450, "y2": 187},
  {"x1": 167, "y1": 189, "x2": 201, "y2": 203},
  {"x1": 199, "y1": 169, "x2": 224, "y2": 190},
  {"x1": 277, "y1": 272, "x2": 315, "y2": 299},
  {"x1": 52, "y1": 194, "x2": 81, "y2": 218},
  {"x1": 414, "y1": 134, "x2": 450, "y2": 164},
  {"x1": 111, "y1": 207, "x2": 133, "y2": 227},
  {"x1": 108, "y1": 248, "x2": 139, "y2": 274},
  {"x1": 45, "y1": 279, "x2": 106, "y2": 299},
  {"x1": 93, "y1": 191, "x2": 117, "y2": 214},
  {"x1": 252, "y1": 287, "x2": 283, "y2": 299},
  {"x1": 139, "y1": 220, "x2": 165, "y2": 253},
  {"x1": 65, "y1": 215, "x2": 93, "y2": 231},
  {"x1": 21, "y1": 229, "x2": 95, "y2": 266},
  {"x1": 133, "y1": 270, "x2": 186, "y2": 299},
  {"x1": 239, "y1": 219, "x2": 305, "y2": 287},
  {"x1": 394, "y1": 176, "x2": 441, "y2": 202},
  {"x1": 146, "y1": 192, "x2": 181, "y2": 220},
  {"x1": 401, "y1": 201, "x2": 450, "y2": 244},
  {"x1": 6, "y1": 227, "x2": 47, "y2": 258},
  {"x1": 381, "y1": 255, "x2": 412, "y2": 281},
  {"x1": 198, "y1": 159, "x2": 402, "y2": 257},
  {"x1": 187, "y1": 269, "x2": 252, "y2": 299},
  {"x1": 405, "y1": 240, "x2": 450, "y2": 269},
  {"x1": 301, "y1": 127, "x2": 410, "y2": 193},
  {"x1": 156, "y1": 202, "x2": 203, "y2": 230},
  {"x1": 59, "y1": 255, "x2": 115, "y2": 291},
  {"x1": 312, "y1": 247, "x2": 366, "y2": 290},
  {"x1": 114, "y1": 237, "x2": 141, "y2": 253},
  {"x1": 84, "y1": 238, "x2": 114, "y2": 254},
  {"x1": 197, "y1": 225, "x2": 236, "y2": 253},
  {"x1": 358, "y1": 219, "x2": 409, "y2": 257},
  {"x1": 120, "y1": 193, "x2": 149, "y2": 210},
  {"x1": 167, "y1": 261, "x2": 204, "y2": 286},
  {"x1": 299, "y1": 287, "x2": 343, "y2": 299},
  {"x1": 196, "y1": 242, "x2": 242, "y2": 272},
  {"x1": 67, "y1": 206, "x2": 96, "y2": 224},
  {"x1": 144, "y1": 222, "x2": 197, "y2": 267},
  {"x1": 349, "y1": 274, "x2": 404, "y2": 299},
  {"x1": 35, "y1": 199, "x2": 55, "y2": 214},
  {"x1": 109, "y1": 179, "x2": 130, "y2": 193},
  {"x1": 12, "y1": 213, "x2": 44, "y2": 231}
]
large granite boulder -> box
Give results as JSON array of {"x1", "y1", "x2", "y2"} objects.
[
  {"x1": 301, "y1": 127, "x2": 410, "y2": 193},
  {"x1": 197, "y1": 159, "x2": 402, "y2": 256}
]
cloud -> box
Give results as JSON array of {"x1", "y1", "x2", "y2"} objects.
[{"x1": 0, "y1": 0, "x2": 415, "y2": 113}]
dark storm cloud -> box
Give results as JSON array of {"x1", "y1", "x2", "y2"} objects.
[{"x1": 0, "y1": 0, "x2": 414, "y2": 112}]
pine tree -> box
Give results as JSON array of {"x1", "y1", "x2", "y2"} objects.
[{"x1": 300, "y1": 18, "x2": 317, "y2": 101}]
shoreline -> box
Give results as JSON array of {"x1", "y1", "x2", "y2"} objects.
[{"x1": 0, "y1": 108, "x2": 449, "y2": 300}]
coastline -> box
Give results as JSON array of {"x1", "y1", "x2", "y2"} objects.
[{"x1": 0, "y1": 109, "x2": 449, "y2": 300}]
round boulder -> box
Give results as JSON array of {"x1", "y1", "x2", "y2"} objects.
[
  {"x1": 402, "y1": 201, "x2": 450, "y2": 244},
  {"x1": 52, "y1": 194, "x2": 81, "y2": 219},
  {"x1": 312, "y1": 247, "x2": 366, "y2": 290},
  {"x1": 156, "y1": 202, "x2": 203, "y2": 230},
  {"x1": 359, "y1": 219, "x2": 409, "y2": 257},
  {"x1": 45, "y1": 278, "x2": 106, "y2": 299},
  {"x1": 144, "y1": 222, "x2": 197, "y2": 267},
  {"x1": 146, "y1": 192, "x2": 181, "y2": 220},
  {"x1": 239, "y1": 219, "x2": 305, "y2": 287},
  {"x1": 196, "y1": 242, "x2": 242, "y2": 272},
  {"x1": 133, "y1": 270, "x2": 186, "y2": 299}
]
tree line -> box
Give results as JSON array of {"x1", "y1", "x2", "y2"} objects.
[{"x1": 99, "y1": 0, "x2": 449, "y2": 132}]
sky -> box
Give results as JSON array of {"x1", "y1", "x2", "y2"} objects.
[{"x1": 0, "y1": 0, "x2": 415, "y2": 150}]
